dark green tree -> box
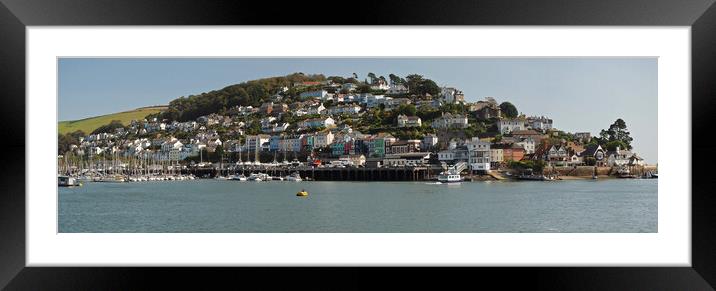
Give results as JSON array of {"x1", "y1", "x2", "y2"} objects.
[
  {"x1": 598, "y1": 118, "x2": 633, "y2": 149},
  {"x1": 357, "y1": 84, "x2": 372, "y2": 94},
  {"x1": 91, "y1": 120, "x2": 125, "y2": 135},
  {"x1": 419, "y1": 79, "x2": 441, "y2": 96},
  {"x1": 367, "y1": 72, "x2": 377, "y2": 84},
  {"x1": 499, "y1": 102, "x2": 518, "y2": 118},
  {"x1": 405, "y1": 74, "x2": 424, "y2": 93},
  {"x1": 388, "y1": 74, "x2": 402, "y2": 85}
]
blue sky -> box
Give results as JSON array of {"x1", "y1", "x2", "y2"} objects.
[{"x1": 58, "y1": 58, "x2": 657, "y2": 163}]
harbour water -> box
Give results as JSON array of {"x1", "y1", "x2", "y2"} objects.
[{"x1": 59, "y1": 179, "x2": 657, "y2": 233}]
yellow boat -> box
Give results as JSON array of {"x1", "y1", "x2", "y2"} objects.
[{"x1": 296, "y1": 189, "x2": 309, "y2": 197}]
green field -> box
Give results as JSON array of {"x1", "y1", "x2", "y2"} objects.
[{"x1": 58, "y1": 106, "x2": 166, "y2": 135}]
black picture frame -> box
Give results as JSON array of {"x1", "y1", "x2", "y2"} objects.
[{"x1": 1, "y1": 0, "x2": 715, "y2": 289}]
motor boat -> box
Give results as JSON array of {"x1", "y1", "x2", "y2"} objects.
[
  {"x1": 437, "y1": 169, "x2": 463, "y2": 183},
  {"x1": 286, "y1": 172, "x2": 303, "y2": 182},
  {"x1": 58, "y1": 175, "x2": 82, "y2": 187}
]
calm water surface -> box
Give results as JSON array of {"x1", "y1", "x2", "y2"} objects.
[{"x1": 59, "y1": 179, "x2": 657, "y2": 233}]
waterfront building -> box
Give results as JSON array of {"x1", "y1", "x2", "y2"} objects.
[
  {"x1": 246, "y1": 135, "x2": 270, "y2": 153},
  {"x1": 503, "y1": 145, "x2": 526, "y2": 162},
  {"x1": 437, "y1": 147, "x2": 469, "y2": 164},
  {"x1": 579, "y1": 144, "x2": 607, "y2": 166},
  {"x1": 382, "y1": 152, "x2": 431, "y2": 167},
  {"x1": 386, "y1": 140, "x2": 421, "y2": 154},
  {"x1": 268, "y1": 136, "x2": 281, "y2": 151},
  {"x1": 467, "y1": 139, "x2": 491, "y2": 172},
  {"x1": 313, "y1": 131, "x2": 335, "y2": 148},
  {"x1": 515, "y1": 137, "x2": 536, "y2": 154},
  {"x1": 339, "y1": 154, "x2": 366, "y2": 167},
  {"x1": 547, "y1": 145, "x2": 569, "y2": 165},
  {"x1": 421, "y1": 134, "x2": 439, "y2": 151},
  {"x1": 490, "y1": 148, "x2": 504, "y2": 168},
  {"x1": 606, "y1": 146, "x2": 636, "y2": 167},
  {"x1": 357, "y1": 134, "x2": 393, "y2": 158},
  {"x1": 277, "y1": 135, "x2": 304, "y2": 152},
  {"x1": 628, "y1": 154, "x2": 645, "y2": 166}
]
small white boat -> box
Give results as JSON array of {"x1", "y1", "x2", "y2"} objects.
[
  {"x1": 97, "y1": 175, "x2": 127, "y2": 183},
  {"x1": 286, "y1": 172, "x2": 303, "y2": 182},
  {"x1": 230, "y1": 174, "x2": 248, "y2": 181},
  {"x1": 58, "y1": 175, "x2": 82, "y2": 187},
  {"x1": 437, "y1": 169, "x2": 463, "y2": 183},
  {"x1": 248, "y1": 173, "x2": 268, "y2": 182}
]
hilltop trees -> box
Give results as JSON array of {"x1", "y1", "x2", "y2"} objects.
[
  {"x1": 161, "y1": 73, "x2": 326, "y2": 122},
  {"x1": 91, "y1": 120, "x2": 125, "y2": 135},
  {"x1": 388, "y1": 74, "x2": 404, "y2": 85},
  {"x1": 367, "y1": 72, "x2": 377, "y2": 84},
  {"x1": 499, "y1": 102, "x2": 518, "y2": 118},
  {"x1": 598, "y1": 118, "x2": 633, "y2": 149},
  {"x1": 405, "y1": 74, "x2": 440, "y2": 96},
  {"x1": 58, "y1": 130, "x2": 85, "y2": 155}
]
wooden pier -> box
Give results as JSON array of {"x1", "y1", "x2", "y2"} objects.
[{"x1": 194, "y1": 165, "x2": 434, "y2": 181}]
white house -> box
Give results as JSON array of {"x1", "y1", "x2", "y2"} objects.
[
  {"x1": 606, "y1": 147, "x2": 639, "y2": 167},
  {"x1": 490, "y1": 148, "x2": 504, "y2": 167},
  {"x1": 328, "y1": 105, "x2": 362, "y2": 115},
  {"x1": 306, "y1": 103, "x2": 326, "y2": 115},
  {"x1": 422, "y1": 134, "x2": 439, "y2": 150},
  {"x1": 397, "y1": 114, "x2": 422, "y2": 128},
  {"x1": 431, "y1": 113, "x2": 468, "y2": 129},
  {"x1": 547, "y1": 145, "x2": 568, "y2": 164},
  {"x1": 515, "y1": 137, "x2": 536, "y2": 154},
  {"x1": 342, "y1": 83, "x2": 357, "y2": 91},
  {"x1": 370, "y1": 79, "x2": 390, "y2": 91},
  {"x1": 440, "y1": 87, "x2": 465, "y2": 103},
  {"x1": 300, "y1": 90, "x2": 328, "y2": 100},
  {"x1": 363, "y1": 94, "x2": 387, "y2": 108},
  {"x1": 526, "y1": 116, "x2": 554, "y2": 131},
  {"x1": 262, "y1": 122, "x2": 290, "y2": 133},
  {"x1": 387, "y1": 84, "x2": 409, "y2": 94},
  {"x1": 313, "y1": 131, "x2": 335, "y2": 147},
  {"x1": 497, "y1": 118, "x2": 526, "y2": 134},
  {"x1": 467, "y1": 139, "x2": 491, "y2": 172},
  {"x1": 161, "y1": 139, "x2": 184, "y2": 152},
  {"x1": 298, "y1": 117, "x2": 335, "y2": 129}
]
